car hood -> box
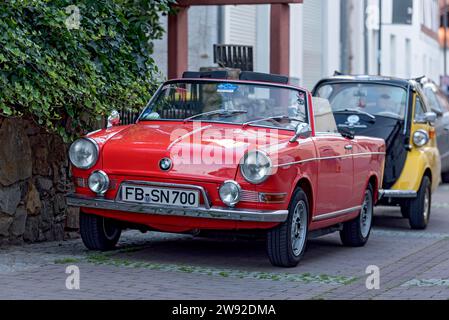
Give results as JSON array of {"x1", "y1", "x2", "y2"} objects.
[{"x1": 100, "y1": 121, "x2": 292, "y2": 182}]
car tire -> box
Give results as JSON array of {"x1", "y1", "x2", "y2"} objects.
[
  {"x1": 407, "y1": 176, "x2": 431, "y2": 230},
  {"x1": 267, "y1": 188, "x2": 309, "y2": 268},
  {"x1": 442, "y1": 171, "x2": 449, "y2": 184},
  {"x1": 80, "y1": 212, "x2": 122, "y2": 251},
  {"x1": 340, "y1": 185, "x2": 374, "y2": 247}
]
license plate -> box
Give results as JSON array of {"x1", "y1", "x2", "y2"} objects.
[{"x1": 121, "y1": 185, "x2": 199, "y2": 208}]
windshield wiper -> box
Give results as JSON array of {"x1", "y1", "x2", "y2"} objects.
[
  {"x1": 183, "y1": 110, "x2": 247, "y2": 123},
  {"x1": 334, "y1": 108, "x2": 376, "y2": 120},
  {"x1": 243, "y1": 115, "x2": 303, "y2": 127}
]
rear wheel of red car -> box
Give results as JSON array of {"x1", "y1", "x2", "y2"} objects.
[
  {"x1": 267, "y1": 188, "x2": 309, "y2": 268},
  {"x1": 340, "y1": 185, "x2": 373, "y2": 247},
  {"x1": 80, "y1": 212, "x2": 122, "y2": 251},
  {"x1": 407, "y1": 175, "x2": 431, "y2": 230}
]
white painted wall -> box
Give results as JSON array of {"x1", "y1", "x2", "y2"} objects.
[{"x1": 360, "y1": 0, "x2": 442, "y2": 81}]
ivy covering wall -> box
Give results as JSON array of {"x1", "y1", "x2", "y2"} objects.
[{"x1": 0, "y1": 0, "x2": 175, "y2": 140}]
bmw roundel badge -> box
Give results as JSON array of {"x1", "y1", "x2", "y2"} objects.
[{"x1": 159, "y1": 158, "x2": 172, "y2": 171}]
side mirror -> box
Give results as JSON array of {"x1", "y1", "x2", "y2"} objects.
[
  {"x1": 431, "y1": 108, "x2": 443, "y2": 117},
  {"x1": 107, "y1": 110, "x2": 120, "y2": 128},
  {"x1": 290, "y1": 123, "x2": 312, "y2": 143},
  {"x1": 423, "y1": 112, "x2": 437, "y2": 123}
]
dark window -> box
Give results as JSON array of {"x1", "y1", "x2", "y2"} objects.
[{"x1": 392, "y1": 0, "x2": 413, "y2": 25}]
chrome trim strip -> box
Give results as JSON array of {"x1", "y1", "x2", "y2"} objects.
[
  {"x1": 116, "y1": 180, "x2": 212, "y2": 209},
  {"x1": 240, "y1": 190, "x2": 259, "y2": 203},
  {"x1": 379, "y1": 189, "x2": 417, "y2": 199},
  {"x1": 352, "y1": 152, "x2": 386, "y2": 157},
  {"x1": 274, "y1": 152, "x2": 386, "y2": 168},
  {"x1": 66, "y1": 194, "x2": 288, "y2": 223},
  {"x1": 312, "y1": 206, "x2": 362, "y2": 222}
]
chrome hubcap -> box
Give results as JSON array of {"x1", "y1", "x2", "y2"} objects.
[
  {"x1": 360, "y1": 190, "x2": 373, "y2": 238},
  {"x1": 291, "y1": 200, "x2": 308, "y2": 257},
  {"x1": 102, "y1": 218, "x2": 119, "y2": 241},
  {"x1": 423, "y1": 187, "x2": 430, "y2": 222}
]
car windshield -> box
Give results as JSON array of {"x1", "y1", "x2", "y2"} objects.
[
  {"x1": 139, "y1": 81, "x2": 308, "y2": 130},
  {"x1": 315, "y1": 83, "x2": 407, "y2": 120}
]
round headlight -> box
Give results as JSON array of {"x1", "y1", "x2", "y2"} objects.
[
  {"x1": 69, "y1": 138, "x2": 99, "y2": 169},
  {"x1": 219, "y1": 181, "x2": 241, "y2": 207},
  {"x1": 413, "y1": 130, "x2": 429, "y2": 147},
  {"x1": 240, "y1": 151, "x2": 272, "y2": 184},
  {"x1": 88, "y1": 170, "x2": 110, "y2": 195}
]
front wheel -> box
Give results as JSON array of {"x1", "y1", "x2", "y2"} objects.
[
  {"x1": 80, "y1": 212, "x2": 122, "y2": 251},
  {"x1": 267, "y1": 188, "x2": 309, "y2": 268},
  {"x1": 407, "y1": 176, "x2": 431, "y2": 230},
  {"x1": 340, "y1": 185, "x2": 374, "y2": 247}
]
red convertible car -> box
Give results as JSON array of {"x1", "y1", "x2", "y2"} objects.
[{"x1": 67, "y1": 71, "x2": 386, "y2": 267}]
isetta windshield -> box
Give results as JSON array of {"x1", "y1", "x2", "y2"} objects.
[
  {"x1": 316, "y1": 83, "x2": 408, "y2": 120},
  {"x1": 140, "y1": 80, "x2": 308, "y2": 130}
]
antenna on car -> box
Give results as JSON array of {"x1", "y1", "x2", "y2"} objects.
[{"x1": 334, "y1": 70, "x2": 344, "y2": 76}]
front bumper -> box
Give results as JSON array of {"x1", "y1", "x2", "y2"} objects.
[
  {"x1": 66, "y1": 194, "x2": 288, "y2": 223},
  {"x1": 379, "y1": 189, "x2": 417, "y2": 199}
]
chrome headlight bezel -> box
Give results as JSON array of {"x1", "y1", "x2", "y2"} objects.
[
  {"x1": 69, "y1": 138, "x2": 99, "y2": 169},
  {"x1": 219, "y1": 180, "x2": 242, "y2": 207},
  {"x1": 413, "y1": 130, "x2": 429, "y2": 147},
  {"x1": 240, "y1": 150, "x2": 272, "y2": 185},
  {"x1": 87, "y1": 170, "x2": 110, "y2": 195}
]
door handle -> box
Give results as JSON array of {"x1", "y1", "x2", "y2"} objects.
[
  {"x1": 444, "y1": 126, "x2": 449, "y2": 132},
  {"x1": 344, "y1": 145, "x2": 353, "y2": 150}
]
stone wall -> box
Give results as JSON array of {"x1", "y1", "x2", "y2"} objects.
[{"x1": 0, "y1": 117, "x2": 78, "y2": 245}]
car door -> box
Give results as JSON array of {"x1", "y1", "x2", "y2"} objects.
[{"x1": 313, "y1": 133, "x2": 354, "y2": 217}]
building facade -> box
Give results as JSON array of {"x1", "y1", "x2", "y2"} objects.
[{"x1": 153, "y1": 0, "x2": 445, "y2": 90}]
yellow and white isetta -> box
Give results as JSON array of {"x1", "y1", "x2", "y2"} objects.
[{"x1": 313, "y1": 76, "x2": 440, "y2": 229}]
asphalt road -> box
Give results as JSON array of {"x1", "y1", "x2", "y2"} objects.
[{"x1": 0, "y1": 184, "x2": 449, "y2": 300}]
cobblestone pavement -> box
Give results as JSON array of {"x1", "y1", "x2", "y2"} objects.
[{"x1": 1, "y1": 185, "x2": 449, "y2": 300}]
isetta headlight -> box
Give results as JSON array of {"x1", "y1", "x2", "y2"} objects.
[
  {"x1": 69, "y1": 138, "x2": 99, "y2": 169},
  {"x1": 413, "y1": 130, "x2": 429, "y2": 147},
  {"x1": 88, "y1": 170, "x2": 110, "y2": 195},
  {"x1": 219, "y1": 181, "x2": 241, "y2": 207},
  {"x1": 240, "y1": 150, "x2": 272, "y2": 184}
]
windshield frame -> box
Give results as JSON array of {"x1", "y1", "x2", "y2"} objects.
[
  {"x1": 313, "y1": 80, "x2": 413, "y2": 125},
  {"x1": 137, "y1": 79, "x2": 311, "y2": 132}
]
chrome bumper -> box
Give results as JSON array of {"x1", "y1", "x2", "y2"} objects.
[
  {"x1": 379, "y1": 189, "x2": 417, "y2": 199},
  {"x1": 66, "y1": 194, "x2": 288, "y2": 223}
]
